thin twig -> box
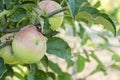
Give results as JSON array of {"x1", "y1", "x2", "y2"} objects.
[
  {"x1": 45, "y1": 6, "x2": 69, "y2": 17},
  {"x1": 0, "y1": 28, "x2": 20, "y2": 33}
]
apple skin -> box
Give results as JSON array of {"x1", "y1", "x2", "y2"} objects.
[
  {"x1": 0, "y1": 46, "x2": 21, "y2": 64},
  {"x1": 12, "y1": 24, "x2": 47, "y2": 64},
  {"x1": 0, "y1": 33, "x2": 21, "y2": 64},
  {"x1": 38, "y1": 0, "x2": 64, "y2": 30},
  {"x1": 116, "y1": 9, "x2": 120, "y2": 23}
]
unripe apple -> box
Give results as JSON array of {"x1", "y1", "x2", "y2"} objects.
[
  {"x1": 38, "y1": 0, "x2": 64, "y2": 30},
  {"x1": 12, "y1": 24, "x2": 47, "y2": 64},
  {"x1": 0, "y1": 34, "x2": 21, "y2": 64},
  {"x1": 116, "y1": 9, "x2": 120, "y2": 23},
  {"x1": 0, "y1": 46, "x2": 21, "y2": 64}
]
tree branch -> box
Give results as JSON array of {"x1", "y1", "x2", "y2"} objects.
[
  {"x1": 45, "y1": 6, "x2": 68, "y2": 17},
  {"x1": 0, "y1": 28, "x2": 20, "y2": 33},
  {"x1": 0, "y1": 7, "x2": 69, "y2": 33}
]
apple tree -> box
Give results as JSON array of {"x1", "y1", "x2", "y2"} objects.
[{"x1": 0, "y1": 0, "x2": 118, "y2": 80}]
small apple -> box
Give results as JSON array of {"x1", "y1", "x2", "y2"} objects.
[
  {"x1": 0, "y1": 46, "x2": 21, "y2": 64},
  {"x1": 12, "y1": 24, "x2": 47, "y2": 64},
  {"x1": 38, "y1": 0, "x2": 64, "y2": 30}
]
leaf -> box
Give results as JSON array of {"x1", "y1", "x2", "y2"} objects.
[
  {"x1": 77, "y1": 54, "x2": 86, "y2": 72},
  {"x1": 90, "y1": 52, "x2": 107, "y2": 75},
  {"x1": 9, "y1": 8, "x2": 27, "y2": 22},
  {"x1": 34, "y1": 70, "x2": 46, "y2": 80},
  {"x1": 81, "y1": 33, "x2": 90, "y2": 46},
  {"x1": 111, "y1": 64, "x2": 120, "y2": 71},
  {"x1": 77, "y1": 23, "x2": 85, "y2": 38},
  {"x1": 40, "y1": 16, "x2": 51, "y2": 34},
  {"x1": 93, "y1": 1, "x2": 101, "y2": 8},
  {"x1": 98, "y1": 34, "x2": 109, "y2": 43},
  {"x1": 67, "y1": 0, "x2": 87, "y2": 18},
  {"x1": 66, "y1": 59, "x2": 74, "y2": 68},
  {"x1": 48, "y1": 60, "x2": 63, "y2": 75},
  {"x1": 46, "y1": 72, "x2": 56, "y2": 80},
  {"x1": 41, "y1": 55, "x2": 48, "y2": 71},
  {"x1": 5, "y1": 0, "x2": 11, "y2": 9},
  {"x1": 0, "y1": 57, "x2": 7, "y2": 79},
  {"x1": 47, "y1": 37, "x2": 71, "y2": 59},
  {"x1": 57, "y1": 72, "x2": 72, "y2": 80},
  {"x1": 112, "y1": 54, "x2": 120, "y2": 62},
  {"x1": 90, "y1": 52, "x2": 101, "y2": 64},
  {"x1": 62, "y1": 16, "x2": 76, "y2": 36},
  {"x1": 0, "y1": 64, "x2": 14, "y2": 80},
  {"x1": 0, "y1": 0, "x2": 4, "y2": 11},
  {"x1": 90, "y1": 64, "x2": 107, "y2": 75},
  {"x1": 14, "y1": 72, "x2": 25, "y2": 80},
  {"x1": 76, "y1": 7, "x2": 116, "y2": 36},
  {"x1": 27, "y1": 64, "x2": 36, "y2": 80},
  {"x1": 98, "y1": 43, "x2": 115, "y2": 53}
]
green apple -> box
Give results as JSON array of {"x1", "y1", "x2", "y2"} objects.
[
  {"x1": 0, "y1": 46, "x2": 21, "y2": 64},
  {"x1": 0, "y1": 33, "x2": 21, "y2": 64},
  {"x1": 12, "y1": 24, "x2": 47, "y2": 64},
  {"x1": 38, "y1": 0, "x2": 64, "y2": 30},
  {"x1": 116, "y1": 9, "x2": 120, "y2": 23}
]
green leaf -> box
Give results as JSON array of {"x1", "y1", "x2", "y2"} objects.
[
  {"x1": 98, "y1": 43, "x2": 115, "y2": 53},
  {"x1": 66, "y1": 59, "x2": 74, "y2": 68},
  {"x1": 62, "y1": 16, "x2": 76, "y2": 36},
  {"x1": 9, "y1": 8, "x2": 27, "y2": 22},
  {"x1": 77, "y1": 23, "x2": 85, "y2": 38},
  {"x1": 46, "y1": 72, "x2": 56, "y2": 80},
  {"x1": 0, "y1": 57, "x2": 7, "y2": 79},
  {"x1": 0, "y1": 64, "x2": 14, "y2": 80},
  {"x1": 14, "y1": 72, "x2": 25, "y2": 80},
  {"x1": 90, "y1": 52, "x2": 101, "y2": 64},
  {"x1": 5, "y1": 0, "x2": 11, "y2": 9},
  {"x1": 67, "y1": 0, "x2": 87, "y2": 18},
  {"x1": 48, "y1": 60, "x2": 63, "y2": 75},
  {"x1": 81, "y1": 33, "x2": 90, "y2": 46},
  {"x1": 0, "y1": 0, "x2": 4, "y2": 11},
  {"x1": 93, "y1": 1, "x2": 101, "y2": 8},
  {"x1": 57, "y1": 72, "x2": 72, "y2": 80},
  {"x1": 112, "y1": 54, "x2": 120, "y2": 62},
  {"x1": 47, "y1": 37, "x2": 71, "y2": 59},
  {"x1": 90, "y1": 64, "x2": 107, "y2": 75},
  {"x1": 76, "y1": 7, "x2": 116, "y2": 36},
  {"x1": 42, "y1": 16, "x2": 51, "y2": 34},
  {"x1": 40, "y1": 55, "x2": 48, "y2": 71},
  {"x1": 27, "y1": 64, "x2": 36, "y2": 80},
  {"x1": 34, "y1": 70, "x2": 46, "y2": 80},
  {"x1": 90, "y1": 52, "x2": 107, "y2": 75},
  {"x1": 77, "y1": 54, "x2": 86, "y2": 72},
  {"x1": 111, "y1": 64, "x2": 120, "y2": 71}
]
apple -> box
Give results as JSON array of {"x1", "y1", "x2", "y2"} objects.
[
  {"x1": 38, "y1": 0, "x2": 64, "y2": 30},
  {"x1": 0, "y1": 33, "x2": 21, "y2": 64},
  {"x1": 12, "y1": 24, "x2": 47, "y2": 64},
  {"x1": 116, "y1": 9, "x2": 120, "y2": 23},
  {"x1": 0, "y1": 46, "x2": 21, "y2": 64}
]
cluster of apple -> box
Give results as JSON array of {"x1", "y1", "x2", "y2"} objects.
[{"x1": 0, "y1": 0, "x2": 63, "y2": 64}]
